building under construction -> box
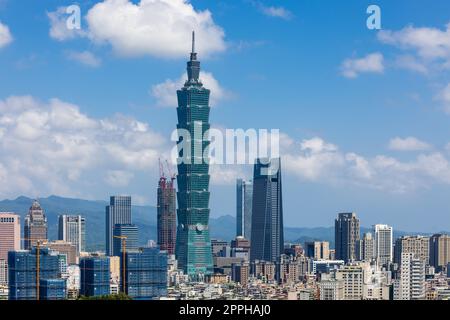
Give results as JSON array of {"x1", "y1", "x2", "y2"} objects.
[{"x1": 157, "y1": 160, "x2": 176, "y2": 255}]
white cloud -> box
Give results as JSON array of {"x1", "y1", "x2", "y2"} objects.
[
  {"x1": 378, "y1": 23, "x2": 450, "y2": 61},
  {"x1": 300, "y1": 137, "x2": 338, "y2": 153},
  {"x1": 66, "y1": 50, "x2": 102, "y2": 67},
  {"x1": 83, "y1": 0, "x2": 226, "y2": 58},
  {"x1": 151, "y1": 71, "x2": 229, "y2": 107},
  {"x1": 0, "y1": 95, "x2": 168, "y2": 199},
  {"x1": 0, "y1": 21, "x2": 12, "y2": 48},
  {"x1": 345, "y1": 153, "x2": 373, "y2": 180},
  {"x1": 284, "y1": 137, "x2": 345, "y2": 181},
  {"x1": 341, "y1": 53, "x2": 384, "y2": 78},
  {"x1": 48, "y1": 7, "x2": 85, "y2": 41},
  {"x1": 259, "y1": 5, "x2": 293, "y2": 20},
  {"x1": 378, "y1": 23, "x2": 450, "y2": 73},
  {"x1": 388, "y1": 137, "x2": 431, "y2": 151},
  {"x1": 281, "y1": 136, "x2": 450, "y2": 193}
]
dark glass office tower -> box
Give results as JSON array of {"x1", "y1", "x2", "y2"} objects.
[
  {"x1": 250, "y1": 158, "x2": 284, "y2": 262},
  {"x1": 335, "y1": 212, "x2": 360, "y2": 263},
  {"x1": 105, "y1": 196, "x2": 132, "y2": 256},
  {"x1": 175, "y1": 32, "x2": 213, "y2": 278}
]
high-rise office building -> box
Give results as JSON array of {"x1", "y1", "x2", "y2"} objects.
[
  {"x1": 175, "y1": 32, "x2": 213, "y2": 278},
  {"x1": 8, "y1": 247, "x2": 65, "y2": 300},
  {"x1": 113, "y1": 224, "x2": 139, "y2": 257},
  {"x1": 358, "y1": 233, "x2": 374, "y2": 262},
  {"x1": 250, "y1": 158, "x2": 284, "y2": 262},
  {"x1": 58, "y1": 215, "x2": 86, "y2": 254},
  {"x1": 122, "y1": 247, "x2": 168, "y2": 299},
  {"x1": 236, "y1": 179, "x2": 253, "y2": 239},
  {"x1": 305, "y1": 241, "x2": 330, "y2": 260},
  {"x1": 394, "y1": 236, "x2": 429, "y2": 266},
  {"x1": 105, "y1": 196, "x2": 132, "y2": 256},
  {"x1": 335, "y1": 212, "x2": 360, "y2": 263},
  {"x1": 157, "y1": 175, "x2": 176, "y2": 255},
  {"x1": 79, "y1": 256, "x2": 110, "y2": 297},
  {"x1": 374, "y1": 224, "x2": 393, "y2": 268},
  {"x1": 0, "y1": 213, "x2": 21, "y2": 261},
  {"x1": 429, "y1": 234, "x2": 450, "y2": 272},
  {"x1": 394, "y1": 252, "x2": 425, "y2": 300},
  {"x1": 24, "y1": 200, "x2": 48, "y2": 250}
]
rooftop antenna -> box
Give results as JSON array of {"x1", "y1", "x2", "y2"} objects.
[{"x1": 190, "y1": 30, "x2": 197, "y2": 61}]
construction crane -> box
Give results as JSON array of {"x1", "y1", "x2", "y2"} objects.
[
  {"x1": 20, "y1": 237, "x2": 46, "y2": 301},
  {"x1": 159, "y1": 158, "x2": 166, "y2": 180},
  {"x1": 113, "y1": 235, "x2": 128, "y2": 294},
  {"x1": 165, "y1": 159, "x2": 176, "y2": 182}
]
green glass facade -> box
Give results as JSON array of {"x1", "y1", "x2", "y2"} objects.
[{"x1": 175, "y1": 32, "x2": 213, "y2": 279}]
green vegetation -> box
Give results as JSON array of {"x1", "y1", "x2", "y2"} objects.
[{"x1": 78, "y1": 292, "x2": 132, "y2": 300}]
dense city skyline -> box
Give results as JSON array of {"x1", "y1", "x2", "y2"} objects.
[
  {"x1": 1, "y1": 0, "x2": 450, "y2": 303},
  {"x1": 0, "y1": 1, "x2": 450, "y2": 232}
]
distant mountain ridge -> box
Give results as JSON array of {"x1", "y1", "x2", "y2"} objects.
[{"x1": 0, "y1": 195, "x2": 447, "y2": 251}]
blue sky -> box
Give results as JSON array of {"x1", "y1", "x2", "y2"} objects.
[{"x1": 0, "y1": 0, "x2": 450, "y2": 232}]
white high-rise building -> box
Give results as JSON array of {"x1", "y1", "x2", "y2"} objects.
[
  {"x1": 236, "y1": 179, "x2": 253, "y2": 239},
  {"x1": 394, "y1": 252, "x2": 425, "y2": 300},
  {"x1": 58, "y1": 215, "x2": 86, "y2": 255},
  {"x1": 374, "y1": 224, "x2": 393, "y2": 268}
]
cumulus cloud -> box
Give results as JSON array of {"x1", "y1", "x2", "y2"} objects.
[
  {"x1": 340, "y1": 53, "x2": 384, "y2": 78},
  {"x1": 388, "y1": 137, "x2": 431, "y2": 151},
  {"x1": 378, "y1": 23, "x2": 450, "y2": 73},
  {"x1": 66, "y1": 50, "x2": 102, "y2": 67},
  {"x1": 281, "y1": 136, "x2": 450, "y2": 193},
  {"x1": 0, "y1": 21, "x2": 12, "y2": 48},
  {"x1": 259, "y1": 5, "x2": 293, "y2": 20},
  {"x1": 378, "y1": 23, "x2": 450, "y2": 61},
  {"x1": 82, "y1": 0, "x2": 226, "y2": 58},
  {"x1": 151, "y1": 71, "x2": 229, "y2": 107},
  {"x1": 0, "y1": 95, "x2": 167, "y2": 199}
]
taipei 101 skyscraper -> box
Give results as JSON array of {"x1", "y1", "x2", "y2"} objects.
[{"x1": 175, "y1": 31, "x2": 213, "y2": 279}]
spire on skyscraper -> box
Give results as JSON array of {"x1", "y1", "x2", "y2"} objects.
[
  {"x1": 186, "y1": 30, "x2": 200, "y2": 84},
  {"x1": 191, "y1": 30, "x2": 196, "y2": 60}
]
